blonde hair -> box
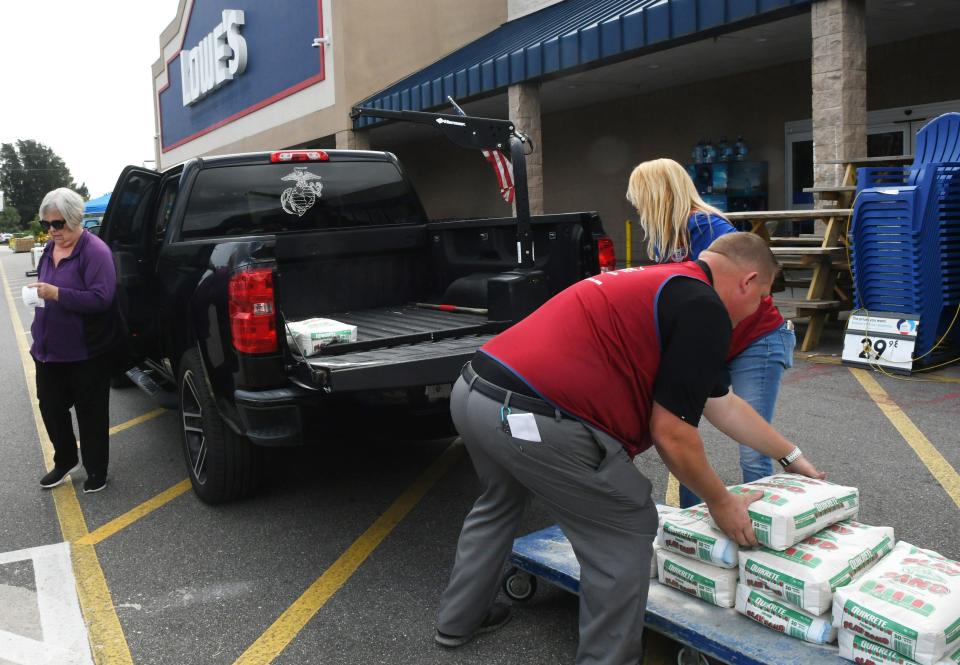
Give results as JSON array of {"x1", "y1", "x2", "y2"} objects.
[{"x1": 626, "y1": 158, "x2": 727, "y2": 262}]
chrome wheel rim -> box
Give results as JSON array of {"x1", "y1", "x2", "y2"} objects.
[{"x1": 181, "y1": 370, "x2": 207, "y2": 485}]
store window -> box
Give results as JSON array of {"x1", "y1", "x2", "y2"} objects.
[
  {"x1": 784, "y1": 100, "x2": 960, "y2": 209},
  {"x1": 867, "y1": 131, "x2": 905, "y2": 157},
  {"x1": 790, "y1": 138, "x2": 814, "y2": 206}
]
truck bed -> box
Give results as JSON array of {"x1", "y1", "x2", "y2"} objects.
[{"x1": 289, "y1": 305, "x2": 509, "y2": 391}]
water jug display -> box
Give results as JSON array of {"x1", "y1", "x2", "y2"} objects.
[
  {"x1": 734, "y1": 136, "x2": 749, "y2": 161},
  {"x1": 703, "y1": 141, "x2": 717, "y2": 164},
  {"x1": 719, "y1": 138, "x2": 733, "y2": 162},
  {"x1": 692, "y1": 140, "x2": 705, "y2": 164}
]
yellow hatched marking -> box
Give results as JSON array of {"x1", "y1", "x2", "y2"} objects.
[
  {"x1": 109, "y1": 408, "x2": 167, "y2": 436},
  {"x1": 76, "y1": 480, "x2": 192, "y2": 546},
  {"x1": 850, "y1": 368, "x2": 960, "y2": 508},
  {"x1": 233, "y1": 441, "x2": 465, "y2": 665},
  {"x1": 0, "y1": 259, "x2": 133, "y2": 664},
  {"x1": 665, "y1": 473, "x2": 679, "y2": 507}
]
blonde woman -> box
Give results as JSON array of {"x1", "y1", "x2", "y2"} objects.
[{"x1": 627, "y1": 158, "x2": 796, "y2": 507}]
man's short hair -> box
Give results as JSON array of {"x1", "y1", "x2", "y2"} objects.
[{"x1": 705, "y1": 232, "x2": 779, "y2": 281}]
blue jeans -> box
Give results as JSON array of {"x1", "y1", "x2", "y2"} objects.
[{"x1": 679, "y1": 322, "x2": 796, "y2": 508}]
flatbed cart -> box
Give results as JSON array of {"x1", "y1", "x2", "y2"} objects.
[{"x1": 503, "y1": 525, "x2": 848, "y2": 665}]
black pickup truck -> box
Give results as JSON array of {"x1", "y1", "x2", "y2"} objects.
[{"x1": 99, "y1": 110, "x2": 613, "y2": 503}]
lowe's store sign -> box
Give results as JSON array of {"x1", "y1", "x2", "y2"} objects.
[
  {"x1": 180, "y1": 9, "x2": 248, "y2": 106},
  {"x1": 159, "y1": 0, "x2": 326, "y2": 152}
]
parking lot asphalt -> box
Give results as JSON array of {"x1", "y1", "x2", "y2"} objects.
[{"x1": 0, "y1": 245, "x2": 958, "y2": 665}]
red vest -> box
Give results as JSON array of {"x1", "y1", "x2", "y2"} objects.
[
  {"x1": 728, "y1": 296, "x2": 784, "y2": 360},
  {"x1": 481, "y1": 262, "x2": 712, "y2": 458}
]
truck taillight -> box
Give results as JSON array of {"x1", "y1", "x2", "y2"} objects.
[
  {"x1": 270, "y1": 150, "x2": 329, "y2": 162},
  {"x1": 229, "y1": 267, "x2": 277, "y2": 354},
  {"x1": 597, "y1": 236, "x2": 616, "y2": 273}
]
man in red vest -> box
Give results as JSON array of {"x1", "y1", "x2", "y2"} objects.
[{"x1": 435, "y1": 232, "x2": 825, "y2": 665}]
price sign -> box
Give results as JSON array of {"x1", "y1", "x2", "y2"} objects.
[{"x1": 841, "y1": 311, "x2": 919, "y2": 374}]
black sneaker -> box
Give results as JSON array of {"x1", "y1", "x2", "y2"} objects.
[
  {"x1": 82, "y1": 476, "x2": 107, "y2": 494},
  {"x1": 40, "y1": 463, "x2": 80, "y2": 489},
  {"x1": 435, "y1": 603, "x2": 512, "y2": 648}
]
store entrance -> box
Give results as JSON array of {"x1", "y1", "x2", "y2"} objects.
[{"x1": 784, "y1": 99, "x2": 960, "y2": 208}]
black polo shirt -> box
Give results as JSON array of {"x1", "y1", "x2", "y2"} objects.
[{"x1": 652, "y1": 260, "x2": 731, "y2": 427}]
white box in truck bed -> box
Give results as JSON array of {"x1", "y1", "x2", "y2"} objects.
[{"x1": 286, "y1": 305, "x2": 509, "y2": 392}]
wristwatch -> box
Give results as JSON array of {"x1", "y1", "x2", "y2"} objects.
[{"x1": 778, "y1": 446, "x2": 803, "y2": 468}]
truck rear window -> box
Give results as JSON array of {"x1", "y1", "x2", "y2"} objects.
[{"x1": 180, "y1": 160, "x2": 425, "y2": 239}]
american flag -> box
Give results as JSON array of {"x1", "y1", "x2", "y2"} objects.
[
  {"x1": 482, "y1": 148, "x2": 515, "y2": 203},
  {"x1": 448, "y1": 97, "x2": 515, "y2": 203}
]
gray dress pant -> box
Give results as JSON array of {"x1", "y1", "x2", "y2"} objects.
[{"x1": 437, "y1": 375, "x2": 658, "y2": 665}]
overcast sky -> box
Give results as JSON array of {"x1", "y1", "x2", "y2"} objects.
[{"x1": 1, "y1": 1, "x2": 180, "y2": 198}]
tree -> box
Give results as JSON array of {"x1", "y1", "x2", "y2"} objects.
[
  {"x1": 0, "y1": 205, "x2": 20, "y2": 233},
  {"x1": 0, "y1": 140, "x2": 89, "y2": 229}
]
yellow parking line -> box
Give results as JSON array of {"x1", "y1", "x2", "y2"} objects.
[
  {"x1": 850, "y1": 368, "x2": 960, "y2": 508},
  {"x1": 665, "y1": 474, "x2": 679, "y2": 507},
  {"x1": 802, "y1": 354, "x2": 960, "y2": 384},
  {"x1": 0, "y1": 259, "x2": 134, "y2": 664},
  {"x1": 76, "y1": 479, "x2": 192, "y2": 546},
  {"x1": 109, "y1": 408, "x2": 167, "y2": 436},
  {"x1": 233, "y1": 441, "x2": 465, "y2": 665}
]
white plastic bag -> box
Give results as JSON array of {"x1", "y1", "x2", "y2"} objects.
[
  {"x1": 657, "y1": 504, "x2": 681, "y2": 524},
  {"x1": 736, "y1": 584, "x2": 837, "y2": 645},
  {"x1": 739, "y1": 520, "x2": 894, "y2": 615},
  {"x1": 727, "y1": 474, "x2": 859, "y2": 551},
  {"x1": 839, "y1": 631, "x2": 960, "y2": 665},
  {"x1": 285, "y1": 318, "x2": 357, "y2": 357},
  {"x1": 650, "y1": 504, "x2": 681, "y2": 578},
  {"x1": 657, "y1": 504, "x2": 738, "y2": 568},
  {"x1": 833, "y1": 542, "x2": 960, "y2": 665},
  {"x1": 657, "y1": 549, "x2": 738, "y2": 608}
]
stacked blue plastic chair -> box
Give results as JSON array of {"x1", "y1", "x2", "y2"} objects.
[{"x1": 849, "y1": 112, "x2": 960, "y2": 366}]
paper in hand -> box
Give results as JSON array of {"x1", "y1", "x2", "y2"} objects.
[{"x1": 22, "y1": 285, "x2": 44, "y2": 308}]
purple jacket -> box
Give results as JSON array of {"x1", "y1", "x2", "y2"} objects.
[{"x1": 30, "y1": 231, "x2": 122, "y2": 363}]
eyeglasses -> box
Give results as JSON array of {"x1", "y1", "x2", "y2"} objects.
[{"x1": 41, "y1": 219, "x2": 67, "y2": 231}]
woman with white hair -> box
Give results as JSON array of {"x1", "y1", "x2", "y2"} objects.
[
  {"x1": 627, "y1": 158, "x2": 796, "y2": 507},
  {"x1": 28, "y1": 187, "x2": 123, "y2": 493}
]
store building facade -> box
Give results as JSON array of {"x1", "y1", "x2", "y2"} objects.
[{"x1": 153, "y1": 0, "x2": 960, "y2": 262}]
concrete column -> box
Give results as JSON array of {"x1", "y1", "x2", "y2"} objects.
[
  {"x1": 811, "y1": 0, "x2": 867, "y2": 191},
  {"x1": 335, "y1": 129, "x2": 370, "y2": 150},
  {"x1": 508, "y1": 81, "x2": 544, "y2": 216}
]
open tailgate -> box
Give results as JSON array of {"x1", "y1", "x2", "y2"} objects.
[{"x1": 289, "y1": 306, "x2": 509, "y2": 391}]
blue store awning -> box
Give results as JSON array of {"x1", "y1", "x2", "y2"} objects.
[
  {"x1": 84, "y1": 192, "x2": 111, "y2": 215},
  {"x1": 354, "y1": 0, "x2": 810, "y2": 127}
]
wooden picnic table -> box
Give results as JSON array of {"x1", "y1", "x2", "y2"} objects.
[
  {"x1": 810, "y1": 155, "x2": 915, "y2": 207},
  {"x1": 802, "y1": 186, "x2": 857, "y2": 193},
  {"x1": 724, "y1": 209, "x2": 852, "y2": 241},
  {"x1": 802, "y1": 186, "x2": 858, "y2": 209},
  {"x1": 820, "y1": 154, "x2": 913, "y2": 165},
  {"x1": 727, "y1": 155, "x2": 915, "y2": 349},
  {"x1": 726, "y1": 208, "x2": 853, "y2": 351}
]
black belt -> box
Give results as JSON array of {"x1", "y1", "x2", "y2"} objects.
[{"x1": 461, "y1": 362, "x2": 567, "y2": 419}]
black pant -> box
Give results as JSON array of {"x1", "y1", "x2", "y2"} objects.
[{"x1": 35, "y1": 355, "x2": 112, "y2": 479}]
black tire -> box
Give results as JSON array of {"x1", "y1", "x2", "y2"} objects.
[
  {"x1": 178, "y1": 349, "x2": 263, "y2": 503},
  {"x1": 110, "y1": 372, "x2": 134, "y2": 389},
  {"x1": 502, "y1": 568, "x2": 537, "y2": 602},
  {"x1": 391, "y1": 412, "x2": 457, "y2": 440}
]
